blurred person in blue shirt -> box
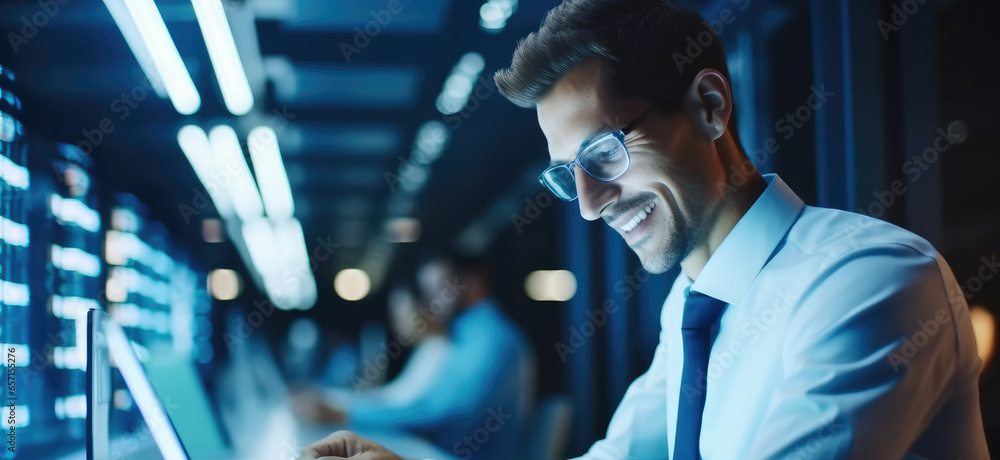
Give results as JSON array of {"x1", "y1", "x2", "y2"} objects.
[
  {"x1": 368, "y1": 283, "x2": 453, "y2": 406},
  {"x1": 298, "y1": 254, "x2": 534, "y2": 460},
  {"x1": 292, "y1": 282, "x2": 453, "y2": 420}
]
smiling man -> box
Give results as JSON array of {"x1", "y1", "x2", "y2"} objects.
[{"x1": 299, "y1": 1, "x2": 989, "y2": 459}]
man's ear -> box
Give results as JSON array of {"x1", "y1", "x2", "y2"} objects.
[{"x1": 687, "y1": 69, "x2": 733, "y2": 142}]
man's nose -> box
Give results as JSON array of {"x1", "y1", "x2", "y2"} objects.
[{"x1": 575, "y1": 166, "x2": 618, "y2": 221}]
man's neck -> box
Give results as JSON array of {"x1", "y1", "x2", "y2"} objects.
[{"x1": 681, "y1": 150, "x2": 767, "y2": 282}]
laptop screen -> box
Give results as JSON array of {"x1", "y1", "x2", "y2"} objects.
[{"x1": 87, "y1": 309, "x2": 189, "y2": 460}]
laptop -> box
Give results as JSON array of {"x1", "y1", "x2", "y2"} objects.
[
  {"x1": 86, "y1": 308, "x2": 460, "y2": 460},
  {"x1": 87, "y1": 308, "x2": 190, "y2": 460}
]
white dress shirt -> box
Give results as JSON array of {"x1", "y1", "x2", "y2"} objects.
[{"x1": 575, "y1": 174, "x2": 989, "y2": 459}]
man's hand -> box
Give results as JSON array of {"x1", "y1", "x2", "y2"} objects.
[{"x1": 298, "y1": 430, "x2": 403, "y2": 460}]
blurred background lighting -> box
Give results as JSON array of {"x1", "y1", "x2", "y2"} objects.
[
  {"x1": 334, "y1": 268, "x2": 371, "y2": 301},
  {"x1": 435, "y1": 52, "x2": 485, "y2": 116},
  {"x1": 202, "y1": 218, "x2": 226, "y2": 243},
  {"x1": 970, "y1": 305, "x2": 996, "y2": 369},
  {"x1": 479, "y1": 0, "x2": 517, "y2": 32},
  {"x1": 209, "y1": 125, "x2": 265, "y2": 221},
  {"x1": 177, "y1": 125, "x2": 237, "y2": 220},
  {"x1": 384, "y1": 217, "x2": 422, "y2": 243},
  {"x1": 247, "y1": 126, "x2": 295, "y2": 220},
  {"x1": 108, "y1": 0, "x2": 201, "y2": 114},
  {"x1": 525, "y1": 270, "x2": 577, "y2": 302},
  {"x1": 207, "y1": 269, "x2": 242, "y2": 301},
  {"x1": 191, "y1": 0, "x2": 254, "y2": 115}
]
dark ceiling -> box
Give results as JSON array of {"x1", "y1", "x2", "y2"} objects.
[{"x1": 0, "y1": 0, "x2": 610, "y2": 299}]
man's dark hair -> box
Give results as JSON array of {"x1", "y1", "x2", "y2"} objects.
[
  {"x1": 453, "y1": 254, "x2": 494, "y2": 294},
  {"x1": 495, "y1": 0, "x2": 741, "y2": 144}
]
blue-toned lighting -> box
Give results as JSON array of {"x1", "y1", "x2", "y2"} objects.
[
  {"x1": 0, "y1": 155, "x2": 29, "y2": 190},
  {"x1": 0, "y1": 215, "x2": 29, "y2": 247},
  {"x1": 458, "y1": 52, "x2": 486, "y2": 75},
  {"x1": 102, "y1": 0, "x2": 167, "y2": 98},
  {"x1": 191, "y1": 0, "x2": 254, "y2": 115},
  {"x1": 111, "y1": 0, "x2": 201, "y2": 114},
  {"x1": 49, "y1": 195, "x2": 101, "y2": 233},
  {"x1": 247, "y1": 126, "x2": 295, "y2": 220},
  {"x1": 411, "y1": 120, "x2": 451, "y2": 164},
  {"x1": 435, "y1": 52, "x2": 486, "y2": 115},
  {"x1": 208, "y1": 125, "x2": 265, "y2": 221},
  {"x1": 479, "y1": 0, "x2": 517, "y2": 32},
  {"x1": 272, "y1": 219, "x2": 317, "y2": 310},
  {"x1": 177, "y1": 125, "x2": 237, "y2": 219},
  {"x1": 50, "y1": 245, "x2": 102, "y2": 278},
  {"x1": 0, "y1": 280, "x2": 30, "y2": 307}
]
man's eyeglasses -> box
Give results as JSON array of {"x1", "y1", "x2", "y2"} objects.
[{"x1": 539, "y1": 85, "x2": 685, "y2": 201}]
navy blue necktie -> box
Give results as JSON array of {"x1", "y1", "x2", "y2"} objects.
[{"x1": 673, "y1": 289, "x2": 728, "y2": 460}]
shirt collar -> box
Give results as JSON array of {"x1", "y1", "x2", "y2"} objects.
[{"x1": 689, "y1": 174, "x2": 804, "y2": 305}]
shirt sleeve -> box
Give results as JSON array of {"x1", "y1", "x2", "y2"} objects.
[
  {"x1": 572, "y1": 329, "x2": 672, "y2": 460},
  {"x1": 366, "y1": 338, "x2": 451, "y2": 406},
  {"x1": 745, "y1": 244, "x2": 986, "y2": 459}
]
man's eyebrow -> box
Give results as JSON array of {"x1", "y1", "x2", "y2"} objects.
[
  {"x1": 579, "y1": 129, "x2": 609, "y2": 151},
  {"x1": 548, "y1": 125, "x2": 615, "y2": 167}
]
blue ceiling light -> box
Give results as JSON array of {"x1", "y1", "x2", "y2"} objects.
[
  {"x1": 411, "y1": 120, "x2": 451, "y2": 164},
  {"x1": 480, "y1": 0, "x2": 517, "y2": 32},
  {"x1": 208, "y1": 125, "x2": 265, "y2": 221},
  {"x1": 247, "y1": 126, "x2": 296, "y2": 221},
  {"x1": 435, "y1": 52, "x2": 485, "y2": 115},
  {"x1": 105, "y1": 0, "x2": 201, "y2": 114},
  {"x1": 191, "y1": 0, "x2": 255, "y2": 115},
  {"x1": 177, "y1": 125, "x2": 236, "y2": 219}
]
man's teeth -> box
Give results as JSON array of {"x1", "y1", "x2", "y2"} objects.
[{"x1": 621, "y1": 202, "x2": 655, "y2": 233}]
